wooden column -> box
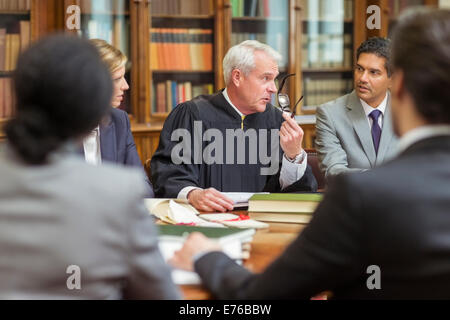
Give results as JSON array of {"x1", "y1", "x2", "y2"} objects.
[
  {"x1": 290, "y1": 0, "x2": 302, "y2": 113},
  {"x1": 130, "y1": 0, "x2": 150, "y2": 124}
]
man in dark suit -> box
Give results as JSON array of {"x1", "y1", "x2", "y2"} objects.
[{"x1": 170, "y1": 8, "x2": 450, "y2": 299}]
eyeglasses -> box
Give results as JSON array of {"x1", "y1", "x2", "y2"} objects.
[{"x1": 277, "y1": 73, "x2": 304, "y2": 118}]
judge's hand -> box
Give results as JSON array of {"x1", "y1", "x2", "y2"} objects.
[
  {"x1": 188, "y1": 188, "x2": 234, "y2": 212},
  {"x1": 169, "y1": 233, "x2": 222, "y2": 271},
  {"x1": 280, "y1": 112, "x2": 304, "y2": 159}
]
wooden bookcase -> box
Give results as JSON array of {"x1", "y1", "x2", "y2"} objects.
[
  {"x1": 1, "y1": 0, "x2": 441, "y2": 155},
  {"x1": 0, "y1": 0, "x2": 53, "y2": 140}
]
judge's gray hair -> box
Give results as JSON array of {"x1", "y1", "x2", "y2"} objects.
[{"x1": 223, "y1": 40, "x2": 282, "y2": 85}]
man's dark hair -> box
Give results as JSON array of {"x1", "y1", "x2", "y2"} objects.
[
  {"x1": 5, "y1": 34, "x2": 113, "y2": 165},
  {"x1": 391, "y1": 8, "x2": 450, "y2": 124},
  {"x1": 356, "y1": 37, "x2": 392, "y2": 76}
]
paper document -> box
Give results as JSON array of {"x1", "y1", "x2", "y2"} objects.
[{"x1": 222, "y1": 192, "x2": 269, "y2": 208}]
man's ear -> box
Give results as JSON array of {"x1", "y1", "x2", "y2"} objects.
[
  {"x1": 391, "y1": 70, "x2": 405, "y2": 101},
  {"x1": 231, "y1": 69, "x2": 242, "y2": 87}
]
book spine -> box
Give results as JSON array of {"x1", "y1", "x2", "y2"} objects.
[
  {"x1": 0, "y1": 29, "x2": 6, "y2": 71},
  {"x1": 0, "y1": 78, "x2": 4, "y2": 118}
]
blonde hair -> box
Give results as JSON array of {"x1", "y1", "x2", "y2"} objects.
[{"x1": 90, "y1": 39, "x2": 127, "y2": 73}]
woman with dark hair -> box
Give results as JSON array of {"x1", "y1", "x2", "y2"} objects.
[{"x1": 0, "y1": 35, "x2": 180, "y2": 299}]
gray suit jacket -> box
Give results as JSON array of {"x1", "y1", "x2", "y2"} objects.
[
  {"x1": 0, "y1": 145, "x2": 180, "y2": 299},
  {"x1": 315, "y1": 91, "x2": 398, "y2": 177}
]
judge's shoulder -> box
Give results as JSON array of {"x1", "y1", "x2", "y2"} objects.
[{"x1": 165, "y1": 92, "x2": 223, "y2": 121}]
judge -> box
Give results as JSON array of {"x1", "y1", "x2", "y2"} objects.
[{"x1": 151, "y1": 40, "x2": 317, "y2": 212}]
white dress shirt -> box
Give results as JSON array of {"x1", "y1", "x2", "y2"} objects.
[
  {"x1": 178, "y1": 89, "x2": 307, "y2": 200},
  {"x1": 82, "y1": 126, "x2": 101, "y2": 166}
]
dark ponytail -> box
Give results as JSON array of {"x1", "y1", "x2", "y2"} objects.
[
  {"x1": 5, "y1": 109, "x2": 61, "y2": 165},
  {"x1": 6, "y1": 34, "x2": 113, "y2": 165}
]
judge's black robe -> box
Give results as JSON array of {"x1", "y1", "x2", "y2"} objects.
[{"x1": 151, "y1": 91, "x2": 317, "y2": 198}]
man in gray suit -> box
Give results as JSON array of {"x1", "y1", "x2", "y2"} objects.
[{"x1": 315, "y1": 37, "x2": 398, "y2": 177}]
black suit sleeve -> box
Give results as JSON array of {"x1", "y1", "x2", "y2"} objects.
[
  {"x1": 263, "y1": 164, "x2": 318, "y2": 193},
  {"x1": 195, "y1": 174, "x2": 365, "y2": 299}
]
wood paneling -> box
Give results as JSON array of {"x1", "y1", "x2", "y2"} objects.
[{"x1": 131, "y1": 123, "x2": 163, "y2": 165}]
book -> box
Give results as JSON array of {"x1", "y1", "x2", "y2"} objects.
[
  {"x1": 248, "y1": 193, "x2": 323, "y2": 213},
  {"x1": 0, "y1": 78, "x2": 4, "y2": 118},
  {"x1": 158, "y1": 224, "x2": 255, "y2": 244},
  {"x1": 248, "y1": 193, "x2": 323, "y2": 224},
  {"x1": 157, "y1": 224, "x2": 255, "y2": 284},
  {"x1": 0, "y1": 29, "x2": 6, "y2": 71},
  {"x1": 19, "y1": 20, "x2": 30, "y2": 52},
  {"x1": 248, "y1": 211, "x2": 313, "y2": 224},
  {"x1": 199, "y1": 213, "x2": 269, "y2": 229}
]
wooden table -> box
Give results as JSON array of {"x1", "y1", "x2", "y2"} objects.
[{"x1": 179, "y1": 212, "x2": 306, "y2": 299}]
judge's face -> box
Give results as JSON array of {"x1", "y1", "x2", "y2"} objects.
[
  {"x1": 235, "y1": 51, "x2": 279, "y2": 114},
  {"x1": 111, "y1": 66, "x2": 129, "y2": 108},
  {"x1": 354, "y1": 53, "x2": 391, "y2": 108}
]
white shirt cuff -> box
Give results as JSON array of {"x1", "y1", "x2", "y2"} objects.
[
  {"x1": 279, "y1": 150, "x2": 308, "y2": 190},
  {"x1": 178, "y1": 186, "x2": 201, "y2": 201}
]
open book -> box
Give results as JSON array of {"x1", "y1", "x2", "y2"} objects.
[
  {"x1": 145, "y1": 198, "x2": 267, "y2": 229},
  {"x1": 158, "y1": 225, "x2": 255, "y2": 285}
]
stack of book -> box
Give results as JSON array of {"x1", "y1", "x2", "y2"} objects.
[
  {"x1": 150, "y1": 28, "x2": 213, "y2": 71},
  {"x1": 0, "y1": 0, "x2": 31, "y2": 10},
  {"x1": 152, "y1": 80, "x2": 214, "y2": 113},
  {"x1": 151, "y1": 0, "x2": 214, "y2": 15},
  {"x1": 0, "y1": 77, "x2": 14, "y2": 118},
  {"x1": 0, "y1": 23, "x2": 30, "y2": 71},
  {"x1": 157, "y1": 225, "x2": 255, "y2": 284},
  {"x1": 248, "y1": 193, "x2": 323, "y2": 224}
]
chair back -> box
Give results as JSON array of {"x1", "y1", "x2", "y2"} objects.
[{"x1": 305, "y1": 148, "x2": 326, "y2": 191}]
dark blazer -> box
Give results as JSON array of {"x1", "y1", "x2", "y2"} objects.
[
  {"x1": 99, "y1": 108, "x2": 154, "y2": 198},
  {"x1": 195, "y1": 135, "x2": 450, "y2": 299}
]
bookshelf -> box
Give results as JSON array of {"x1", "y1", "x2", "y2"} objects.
[
  {"x1": 63, "y1": 0, "x2": 132, "y2": 113},
  {"x1": 149, "y1": 13, "x2": 216, "y2": 119},
  {"x1": 2, "y1": 0, "x2": 441, "y2": 154},
  {"x1": 299, "y1": 0, "x2": 355, "y2": 114}
]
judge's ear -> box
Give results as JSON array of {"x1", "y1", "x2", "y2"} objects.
[{"x1": 231, "y1": 68, "x2": 243, "y2": 87}]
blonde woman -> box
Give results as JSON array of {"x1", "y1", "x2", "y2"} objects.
[{"x1": 88, "y1": 39, "x2": 154, "y2": 197}]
